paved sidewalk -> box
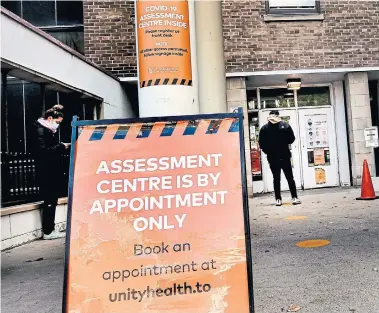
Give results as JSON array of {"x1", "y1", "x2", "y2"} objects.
[
  {"x1": 2, "y1": 188, "x2": 379, "y2": 313},
  {"x1": 2, "y1": 238, "x2": 65, "y2": 313},
  {"x1": 251, "y1": 188, "x2": 379, "y2": 313}
]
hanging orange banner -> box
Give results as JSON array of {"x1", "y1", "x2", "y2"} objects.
[
  {"x1": 136, "y1": 0, "x2": 192, "y2": 88},
  {"x1": 63, "y1": 114, "x2": 254, "y2": 313}
]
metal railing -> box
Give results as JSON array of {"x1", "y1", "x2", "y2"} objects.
[{"x1": 1, "y1": 152, "x2": 70, "y2": 208}]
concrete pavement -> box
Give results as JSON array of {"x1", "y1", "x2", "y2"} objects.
[
  {"x1": 1, "y1": 188, "x2": 379, "y2": 313},
  {"x1": 251, "y1": 188, "x2": 379, "y2": 313},
  {"x1": 1, "y1": 238, "x2": 65, "y2": 313}
]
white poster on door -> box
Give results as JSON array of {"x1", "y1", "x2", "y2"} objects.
[{"x1": 306, "y1": 114, "x2": 329, "y2": 149}]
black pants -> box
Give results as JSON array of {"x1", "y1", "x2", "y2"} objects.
[
  {"x1": 42, "y1": 195, "x2": 58, "y2": 235},
  {"x1": 36, "y1": 160, "x2": 63, "y2": 235},
  {"x1": 268, "y1": 157, "x2": 298, "y2": 200},
  {"x1": 38, "y1": 174, "x2": 59, "y2": 235}
]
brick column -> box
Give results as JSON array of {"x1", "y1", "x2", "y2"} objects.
[
  {"x1": 344, "y1": 72, "x2": 374, "y2": 185},
  {"x1": 226, "y1": 77, "x2": 253, "y2": 195}
]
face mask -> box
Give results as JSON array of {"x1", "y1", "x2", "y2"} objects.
[
  {"x1": 51, "y1": 121, "x2": 60, "y2": 131},
  {"x1": 267, "y1": 115, "x2": 281, "y2": 124}
]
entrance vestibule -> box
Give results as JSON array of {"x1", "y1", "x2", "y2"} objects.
[{"x1": 247, "y1": 86, "x2": 340, "y2": 193}]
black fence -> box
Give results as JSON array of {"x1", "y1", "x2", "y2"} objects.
[{"x1": 1, "y1": 152, "x2": 70, "y2": 208}]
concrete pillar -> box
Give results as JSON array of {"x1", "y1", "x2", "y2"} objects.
[
  {"x1": 332, "y1": 81, "x2": 351, "y2": 186},
  {"x1": 135, "y1": 0, "x2": 199, "y2": 117},
  {"x1": 344, "y1": 72, "x2": 374, "y2": 185},
  {"x1": 226, "y1": 77, "x2": 253, "y2": 195},
  {"x1": 195, "y1": 0, "x2": 227, "y2": 113},
  {"x1": 374, "y1": 81, "x2": 379, "y2": 189}
]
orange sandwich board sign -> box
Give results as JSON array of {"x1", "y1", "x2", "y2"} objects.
[{"x1": 63, "y1": 112, "x2": 254, "y2": 313}]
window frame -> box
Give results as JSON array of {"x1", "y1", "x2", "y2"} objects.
[
  {"x1": 1, "y1": 0, "x2": 84, "y2": 28},
  {"x1": 266, "y1": 0, "x2": 321, "y2": 15},
  {"x1": 1, "y1": 0, "x2": 84, "y2": 54},
  {"x1": 39, "y1": 25, "x2": 84, "y2": 32}
]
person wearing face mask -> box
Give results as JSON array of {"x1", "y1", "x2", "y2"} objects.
[
  {"x1": 259, "y1": 110, "x2": 301, "y2": 206},
  {"x1": 33, "y1": 107, "x2": 70, "y2": 240}
]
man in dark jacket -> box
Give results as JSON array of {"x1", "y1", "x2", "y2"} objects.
[
  {"x1": 33, "y1": 107, "x2": 70, "y2": 239},
  {"x1": 259, "y1": 110, "x2": 301, "y2": 206}
]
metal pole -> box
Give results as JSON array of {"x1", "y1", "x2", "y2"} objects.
[
  {"x1": 1, "y1": 71, "x2": 10, "y2": 152},
  {"x1": 40, "y1": 83, "x2": 46, "y2": 115},
  {"x1": 294, "y1": 89, "x2": 305, "y2": 190}
]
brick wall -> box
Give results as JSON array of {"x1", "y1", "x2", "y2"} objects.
[
  {"x1": 84, "y1": 0, "x2": 379, "y2": 77},
  {"x1": 83, "y1": 1, "x2": 136, "y2": 77},
  {"x1": 223, "y1": 0, "x2": 379, "y2": 73}
]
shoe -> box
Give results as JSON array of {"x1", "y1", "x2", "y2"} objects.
[
  {"x1": 276, "y1": 199, "x2": 282, "y2": 206},
  {"x1": 43, "y1": 230, "x2": 66, "y2": 240},
  {"x1": 292, "y1": 198, "x2": 301, "y2": 205},
  {"x1": 56, "y1": 223, "x2": 66, "y2": 233}
]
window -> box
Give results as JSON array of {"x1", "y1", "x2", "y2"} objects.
[
  {"x1": 266, "y1": 0, "x2": 320, "y2": 14},
  {"x1": 6, "y1": 82, "x2": 25, "y2": 153},
  {"x1": 1, "y1": 1, "x2": 22, "y2": 16},
  {"x1": 47, "y1": 29, "x2": 84, "y2": 54},
  {"x1": 260, "y1": 88, "x2": 295, "y2": 109},
  {"x1": 1, "y1": 1, "x2": 84, "y2": 54},
  {"x1": 24, "y1": 83, "x2": 43, "y2": 152},
  {"x1": 56, "y1": 1, "x2": 83, "y2": 25},
  {"x1": 297, "y1": 87, "x2": 331, "y2": 107},
  {"x1": 19, "y1": 0, "x2": 84, "y2": 27},
  {"x1": 1, "y1": 77, "x2": 97, "y2": 207},
  {"x1": 22, "y1": 1, "x2": 56, "y2": 27},
  {"x1": 247, "y1": 89, "x2": 262, "y2": 181},
  {"x1": 247, "y1": 89, "x2": 258, "y2": 110}
]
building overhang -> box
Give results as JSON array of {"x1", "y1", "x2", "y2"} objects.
[
  {"x1": 1, "y1": 59, "x2": 100, "y2": 98},
  {"x1": 119, "y1": 67, "x2": 379, "y2": 89},
  {"x1": 226, "y1": 67, "x2": 379, "y2": 88},
  {"x1": 1, "y1": 7, "x2": 134, "y2": 117}
]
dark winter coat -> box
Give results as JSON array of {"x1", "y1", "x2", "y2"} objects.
[
  {"x1": 32, "y1": 121, "x2": 66, "y2": 198},
  {"x1": 258, "y1": 121, "x2": 295, "y2": 160}
]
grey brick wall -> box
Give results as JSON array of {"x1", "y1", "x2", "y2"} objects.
[{"x1": 84, "y1": 0, "x2": 379, "y2": 77}]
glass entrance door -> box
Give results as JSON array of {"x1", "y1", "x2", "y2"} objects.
[
  {"x1": 298, "y1": 108, "x2": 339, "y2": 188},
  {"x1": 257, "y1": 86, "x2": 340, "y2": 192}
]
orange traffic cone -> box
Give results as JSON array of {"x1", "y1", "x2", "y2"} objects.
[{"x1": 356, "y1": 160, "x2": 379, "y2": 200}]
